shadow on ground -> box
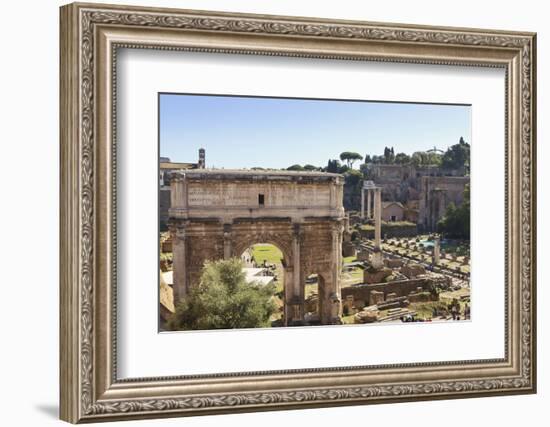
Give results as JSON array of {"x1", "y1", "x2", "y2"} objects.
[{"x1": 35, "y1": 404, "x2": 58, "y2": 419}]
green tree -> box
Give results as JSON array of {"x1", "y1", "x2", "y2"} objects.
[
  {"x1": 167, "y1": 258, "x2": 277, "y2": 331},
  {"x1": 339, "y1": 151, "x2": 363, "y2": 168},
  {"x1": 303, "y1": 164, "x2": 319, "y2": 171},
  {"x1": 411, "y1": 151, "x2": 426, "y2": 166},
  {"x1": 383, "y1": 146, "x2": 395, "y2": 164},
  {"x1": 359, "y1": 162, "x2": 370, "y2": 177},
  {"x1": 338, "y1": 164, "x2": 350, "y2": 174},
  {"x1": 427, "y1": 152, "x2": 443, "y2": 166},
  {"x1": 326, "y1": 159, "x2": 342, "y2": 173},
  {"x1": 437, "y1": 184, "x2": 470, "y2": 238},
  {"x1": 442, "y1": 137, "x2": 470, "y2": 172},
  {"x1": 345, "y1": 168, "x2": 363, "y2": 183},
  {"x1": 411, "y1": 151, "x2": 442, "y2": 166},
  {"x1": 286, "y1": 164, "x2": 304, "y2": 171},
  {"x1": 371, "y1": 155, "x2": 383, "y2": 164},
  {"x1": 394, "y1": 152, "x2": 411, "y2": 164}
]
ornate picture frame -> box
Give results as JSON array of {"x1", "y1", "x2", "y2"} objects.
[{"x1": 60, "y1": 2, "x2": 536, "y2": 423}]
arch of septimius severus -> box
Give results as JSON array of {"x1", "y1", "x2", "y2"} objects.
[{"x1": 169, "y1": 170, "x2": 346, "y2": 326}]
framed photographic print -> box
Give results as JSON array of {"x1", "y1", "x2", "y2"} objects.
[{"x1": 59, "y1": 2, "x2": 537, "y2": 423}]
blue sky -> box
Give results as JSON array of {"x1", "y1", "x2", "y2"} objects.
[{"x1": 159, "y1": 93, "x2": 471, "y2": 169}]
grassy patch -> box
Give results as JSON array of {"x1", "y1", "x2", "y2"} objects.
[
  {"x1": 251, "y1": 244, "x2": 284, "y2": 265},
  {"x1": 305, "y1": 283, "x2": 318, "y2": 298},
  {"x1": 342, "y1": 315, "x2": 356, "y2": 324},
  {"x1": 382, "y1": 221, "x2": 416, "y2": 227},
  {"x1": 440, "y1": 288, "x2": 470, "y2": 302},
  {"x1": 349, "y1": 268, "x2": 363, "y2": 279},
  {"x1": 410, "y1": 301, "x2": 448, "y2": 320},
  {"x1": 359, "y1": 224, "x2": 374, "y2": 231},
  {"x1": 341, "y1": 267, "x2": 364, "y2": 287},
  {"x1": 160, "y1": 252, "x2": 173, "y2": 263}
]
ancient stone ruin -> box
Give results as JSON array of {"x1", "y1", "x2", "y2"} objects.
[{"x1": 168, "y1": 169, "x2": 346, "y2": 326}]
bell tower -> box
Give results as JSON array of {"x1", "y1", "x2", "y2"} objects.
[{"x1": 198, "y1": 148, "x2": 205, "y2": 169}]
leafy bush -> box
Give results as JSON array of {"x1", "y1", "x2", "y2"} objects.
[
  {"x1": 437, "y1": 184, "x2": 470, "y2": 239},
  {"x1": 167, "y1": 258, "x2": 277, "y2": 331}
]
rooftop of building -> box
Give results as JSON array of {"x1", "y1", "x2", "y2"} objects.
[
  {"x1": 160, "y1": 161, "x2": 199, "y2": 170},
  {"x1": 174, "y1": 169, "x2": 343, "y2": 182},
  {"x1": 382, "y1": 201, "x2": 405, "y2": 209},
  {"x1": 421, "y1": 175, "x2": 470, "y2": 181}
]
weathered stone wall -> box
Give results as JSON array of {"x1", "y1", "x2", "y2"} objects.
[
  {"x1": 341, "y1": 277, "x2": 431, "y2": 308},
  {"x1": 359, "y1": 223, "x2": 418, "y2": 238},
  {"x1": 187, "y1": 181, "x2": 332, "y2": 208},
  {"x1": 382, "y1": 203, "x2": 405, "y2": 221},
  {"x1": 418, "y1": 176, "x2": 469, "y2": 231},
  {"x1": 170, "y1": 170, "x2": 345, "y2": 223},
  {"x1": 359, "y1": 163, "x2": 466, "y2": 209},
  {"x1": 368, "y1": 164, "x2": 414, "y2": 184}
]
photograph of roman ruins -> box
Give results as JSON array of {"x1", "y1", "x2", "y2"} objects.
[{"x1": 158, "y1": 94, "x2": 471, "y2": 331}]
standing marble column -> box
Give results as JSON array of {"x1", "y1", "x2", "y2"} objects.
[
  {"x1": 172, "y1": 224, "x2": 188, "y2": 305},
  {"x1": 360, "y1": 188, "x2": 365, "y2": 219},
  {"x1": 292, "y1": 224, "x2": 301, "y2": 297},
  {"x1": 437, "y1": 191, "x2": 446, "y2": 231},
  {"x1": 328, "y1": 223, "x2": 343, "y2": 324},
  {"x1": 434, "y1": 236, "x2": 441, "y2": 265},
  {"x1": 374, "y1": 188, "x2": 382, "y2": 248},
  {"x1": 223, "y1": 223, "x2": 232, "y2": 260},
  {"x1": 170, "y1": 173, "x2": 188, "y2": 211},
  {"x1": 331, "y1": 225, "x2": 340, "y2": 297},
  {"x1": 367, "y1": 189, "x2": 372, "y2": 219},
  {"x1": 290, "y1": 223, "x2": 303, "y2": 324},
  {"x1": 283, "y1": 267, "x2": 294, "y2": 326}
]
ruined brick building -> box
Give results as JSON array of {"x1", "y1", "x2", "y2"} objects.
[{"x1": 364, "y1": 163, "x2": 469, "y2": 232}]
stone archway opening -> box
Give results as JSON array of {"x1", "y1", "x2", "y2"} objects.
[
  {"x1": 304, "y1": 273, "x2": 323, "y2": 325},
  {"x1": 303, "y1": 273, "x2": 332, "y2": 326},
  {"x1": 303, "y1": 274, "x2": 320, "y2": 325},
  {"x1": 240, "y1": 243, "x2": 286, "y2": 326}
]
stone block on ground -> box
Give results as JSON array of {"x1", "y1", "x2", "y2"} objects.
[
  {"x1": 384, "y1": 258, "x2": 404, "y2": 269},
  {"x1": 355, "y1": 309, "x2": 379, "y2": 324},
  {"x1": 400, "y1": 263, "x2": 426, "y2": 279},
  {"x1": 363, "y1": 267, "x2": 393, "y2": 284},
  {"x1": 408, "y1": 291, "x2": 431, "y2": 303},
  {"x1": 369, "y1": 290, "x2": 385, "y2": 306},
  {"x1": 342, "y1": 241, "x2": 356, "y2": 257}
]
